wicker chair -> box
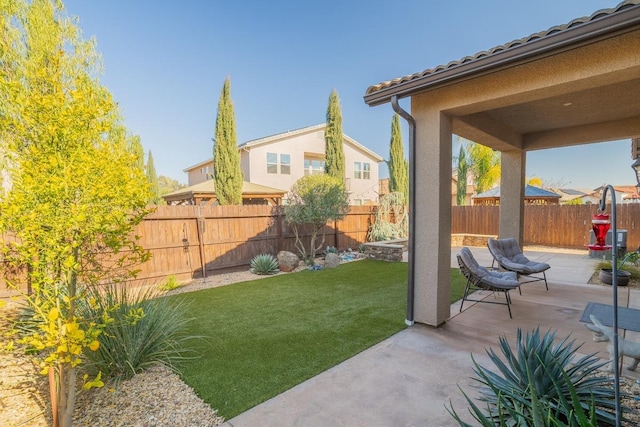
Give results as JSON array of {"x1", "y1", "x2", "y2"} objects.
[
  {"x1": 487, "y1": 238, "x2": 550, "y2": 291},
  {"x1": 457, "y1": 247, "x2": 521, "y2": 318}
]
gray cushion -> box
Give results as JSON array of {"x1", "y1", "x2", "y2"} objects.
[
  {"x1": 458, "y1": 247, "x2": 520, "y2": 289},
  {"x1": 488, "y1": 238, "x2": 550, "y2": 274}
]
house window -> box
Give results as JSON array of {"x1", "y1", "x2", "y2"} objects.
[
  {"x1": 280, "y1": 154, "x2": 291, "y2": 175},
  {"x1": 354, "y1": 162, "x2": 362, "y2": 179},
  {"x1": 363, "y1": 162, "x2": 370, "y2": 180},
  {"x1": 267, "y1": 152, "x2": 278, "y2": 174},
  {"x1": 354, "y1": 162, "x2": 371, "y2": 179},
  {"x1": 304, "y1": 157, "x2": 325, "y2": 175}
]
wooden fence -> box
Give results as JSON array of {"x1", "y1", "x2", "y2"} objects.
[
  {"x1": 452, "y1": 204, "x2": 640, "y2": 250},
  {"x1": 111, "y1": 205, "x2": 375, "y2": 285},
  {"x1": 4, "y1": 203, "x2": 640, "y2": 294}
]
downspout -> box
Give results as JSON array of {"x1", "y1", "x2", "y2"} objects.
[{"x1": 391, "y1": 95, "x2": 416, "y2": 326}]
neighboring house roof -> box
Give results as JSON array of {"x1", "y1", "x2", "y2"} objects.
[
  {"x1": 364, "y1": 1, "x2": 640, "y2": 106},
  {"x1": 184, "y1": 124, "x2": 383, "y2": 172},
  {"x1": 163, "y1": 180, "x2": 286, "y2": 204},
  {"x1": 473, "y1": 185, "x2": 561, "y2": 199},
  {"x1": 558, "y1": 188, "x2": 587, "y2": 196},
  {"x1": 591, "y1": 184, "x2": 640, "y2": 201},
  {"x1": 553, "y1": 188, "x2": 589, "y2": 203},
  {"x1": 592, "y1": 184, "x2": 639, "y2": 194}
]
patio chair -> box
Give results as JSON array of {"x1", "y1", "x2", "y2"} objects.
[
  {"x1": 487, "y1": 238, "x2": 550, "y2": 291},
  {"x1": 457, "y1": 247, "x2": 521, "y2": 318}
]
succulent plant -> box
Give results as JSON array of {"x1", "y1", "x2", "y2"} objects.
[
  {"x1": 249, "y1": 253, "x2": 279, "y2": 275},
  {"x1": 325, "y1": 246, "x2": 338, "y2": 254},
  {"x1": 448, "y1": 327, "x2": 625, "y2": 426}
]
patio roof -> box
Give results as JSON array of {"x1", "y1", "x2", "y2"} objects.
[
  {"x1": 365, "y1": 1, "x2": 640, "y2": 106},
  {"x1": 163, "y1": 180, "x2": 286, "y2": 206},
  {"x1": 364, "y1": 1, "x2": 640, "y2": 152},
  {"x1": 474, "y1": 184, "x2": 561, "y2": 199}
]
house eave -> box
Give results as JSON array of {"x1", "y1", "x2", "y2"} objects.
[{"x1": 364, "y1": 3, "x2": 640, "y2": 107}]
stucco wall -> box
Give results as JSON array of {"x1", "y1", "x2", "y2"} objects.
[{"x1": 185, "y1": 128, "x2": 382, "y2": 203}]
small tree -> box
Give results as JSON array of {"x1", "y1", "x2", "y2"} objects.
[
  {"x1": 324, "y1": 89, "x2": 345, "y2": 182},
  {"x1": 213, "y1": 77, "x2": 243, "y2": 205},
  {"x1": 284, "y1": 175, "x2": 349, "y2": 262},
  {"x1": 0, "y1": 1, "x2": 151, "y2": 426},
  {"x1": 467, "y1": 140, "x2": 501, "y2": 194},
  {"x1": 128, "y1": 135, "x2": 145, "y2": 174},
  {"x1": 158, "y1": 175, "x2": 186, "y2": 196},
  {"x1": 388, "y1": 114, "x2": 409, "y2": 204},
  {"x1": 146, "y1": 150, "x2": 161, "y2": 205}
]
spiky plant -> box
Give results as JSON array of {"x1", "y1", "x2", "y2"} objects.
[
  {"x1": 250, "y1": 254, "x2": 280, "y2": 275},
  {"x1": 448, "y1": 367, "x2": 599, "y2": 426},
  {"x1": 450, "y1": 327, "x2": 625, "y2": 426},
  {"x1": 78, "y1": 284, "x2": 198, "y2": 383}
]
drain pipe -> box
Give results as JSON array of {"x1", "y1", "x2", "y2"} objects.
[{"x1": 391, "y1": 95, "x2": 416, "y2": 326}]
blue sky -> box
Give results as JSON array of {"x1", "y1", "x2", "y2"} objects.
[{"x1": 62, "y1": 0, "x2": 632, "y2": 189}]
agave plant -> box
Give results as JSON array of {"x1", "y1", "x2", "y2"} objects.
[
  {"x1": 250, "y1": 253, "x2": 280, "y2": 275},
  {"x1": 448, "y1": 368, "x2": 599, "y2": 426},
  {"x1": 448, "y1": 327, "x2": 626, "y2": 426}
]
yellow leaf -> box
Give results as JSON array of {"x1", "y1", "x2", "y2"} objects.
[
  {"x1": 48, "y1": 308, "x2": 59, "y2": 321},
  {"x1": 89, "y1": 340, "x2": 100, "y2": 351},
  {"x1": 82, "y1": 371, "x2": 104, "y2": 390}
]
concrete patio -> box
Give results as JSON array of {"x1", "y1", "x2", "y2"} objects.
[{"x1": 223, "y1": 246, "x2": 640, "y2": 427}]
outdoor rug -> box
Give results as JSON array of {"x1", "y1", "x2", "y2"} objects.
[{"x1": 580, "y1": 302, "x2": 640, "y2": 332}]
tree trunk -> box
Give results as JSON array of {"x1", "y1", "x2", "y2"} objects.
[
  {"x1": 48, "y1": 367, "x2": 58, "y2": 427},
  {"x1": 57, "y1": 363, "x2": 76, "y2": 427}
]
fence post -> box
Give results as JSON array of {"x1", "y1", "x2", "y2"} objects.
[
  {"x1": 195, "y1": 206, "x2": 206, "y2": 279},
  {"x1": 276, "y1": 206, "x2": 283, "y2": 252}
]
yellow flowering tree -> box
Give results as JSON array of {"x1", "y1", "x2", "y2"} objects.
[{"x1": 0, "y1": 1, "x2": 151, "y2": 426}]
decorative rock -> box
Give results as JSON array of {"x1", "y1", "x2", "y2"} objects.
[
  {"x1": 277, "y1": 251, "x2": 299, "y2": 272},
  {"x1": 324, "y1": 252, "x2": 340, "y2": 268}
]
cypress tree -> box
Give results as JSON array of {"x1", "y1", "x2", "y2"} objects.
[
  {"x1": 213, "y1": 77, "x2": 243, "y2": 205},
  {"x1": 129, "y1": 135, "x2": 145, "y2": 174},
  {"x1": 324, "y1": 89, "x2": 345, "y2": 183},
  {"x1": 146, "y1": 150, "x2": 160, "y2": 204},
  {"x1": 388, "y1": 114, "x2": 409, "y2": 204},
  {"x1": 456, "y1": 144, "x2": 468, "y2": 206}
]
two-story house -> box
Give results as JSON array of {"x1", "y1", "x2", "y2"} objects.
[{"x1": 184, "y1": 124, "x2": 384, "y2": 205}]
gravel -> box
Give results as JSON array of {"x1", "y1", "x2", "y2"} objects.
[{"x1": 0, "y1": 266, "x2": 308, "y2": 427}]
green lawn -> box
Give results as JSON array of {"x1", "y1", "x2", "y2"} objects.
[{"x1": 171, "y1": 259, "x2": 468, "y2": 419}]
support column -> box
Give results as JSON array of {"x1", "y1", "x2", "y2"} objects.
[
  {"x1": 412, "y1": 107, "x2": 452, "y2": 326},
  {"x1": 499, "y1": 149, "x2": 525, "y2": 244}
]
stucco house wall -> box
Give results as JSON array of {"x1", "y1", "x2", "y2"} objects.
[{"x1": 183, "y1": 124, "x2": 383, "y2": 205}]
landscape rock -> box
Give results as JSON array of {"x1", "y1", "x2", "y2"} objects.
[
  {"x1": 277, "y1": 250, "x2": 300, "y2": 272},
  {"x1": 324, "y1": 252, "x2": 340, "y2": 269}
]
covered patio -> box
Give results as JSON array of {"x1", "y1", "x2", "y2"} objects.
[{"x1": 364, "y1": 1, "x2": 640, "y2": 326}]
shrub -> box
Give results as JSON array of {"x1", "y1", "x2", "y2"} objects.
[
  {"x1": 448, "y1": 327, "x2": 623, "y2": 426},
  {"x1": 284, "y1": 174, "x2": 349, "y2": 262},
  {"x1": 250, "y1": 254, "x2": 280, "y2": 275},
  {"x1": 325, "y1": 246, "x2": 338, "y2": 255},
  {"x1": 596, "y1": 260, "x2": 640, "y2": 280},
  {"x1": 78, "y1": 285, "x2": 198, "y2": 383},
  {"x1": 159, "y1": 275, "x2": 183, "y2": 291}
]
